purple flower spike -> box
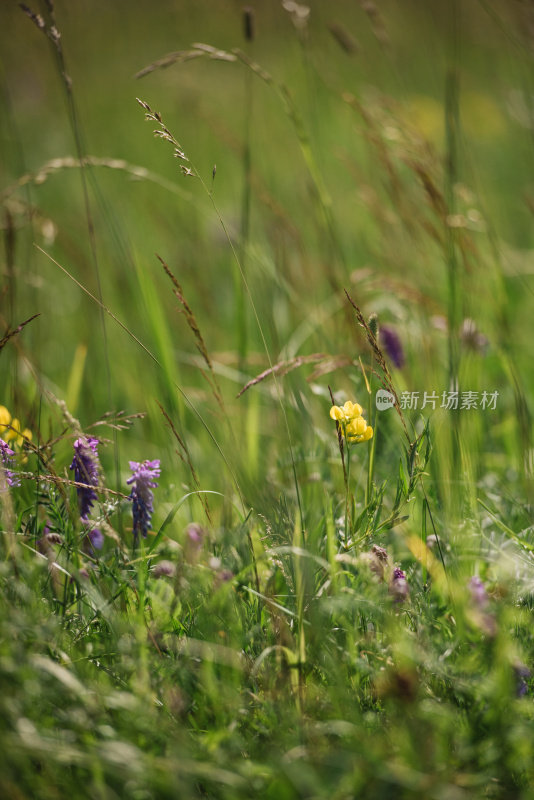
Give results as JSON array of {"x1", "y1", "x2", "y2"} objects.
[
  {"x1": 185, "y1": 522, "x2": 205, "y2": 562},
  {"x1": 380, "y1": 325, "x2": 405, "y2": 369},
  {"x1": 0, "y1": 439, "x2": 19, "y2": 489},
  {"x1": 70, "y1": 437, "x2": 100, "y2": 520},
  {"x1": 389, "y1": 567, "x2": 410, "y2": 603},
  {"x1": 88, "y1": 528, "x2": 104, "y2": 550},
  {"x1": 127, "y1": 459, "x2": 161, "y2": 540}
]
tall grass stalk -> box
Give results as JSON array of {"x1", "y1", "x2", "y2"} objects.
[
  {"x1": 140, "y1": 100, "x2": 307, "y2": 534},
  {"x1": 236, "y1": 10, "x2": 254, "y2": 371},
  {"x1": 36, "y1": 244, "x2": 245, "y2": 514}
]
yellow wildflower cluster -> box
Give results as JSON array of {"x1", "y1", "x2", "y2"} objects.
[
  {"x1": 329, "y1": 400, "x2": 373, "y2": 444},
  {"x1": 0, "y1": 405, "x2": 32, "y2": 451}
]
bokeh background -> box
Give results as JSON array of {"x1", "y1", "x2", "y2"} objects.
[{"x1": 1, "y1": 0, "x2": 533, "y2": 512}]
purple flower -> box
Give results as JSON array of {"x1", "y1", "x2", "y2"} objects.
[
  {"x1": 186, "y1": 522, "x2": 204, "y2": 546},
  {"x1": 468, "y1": 576, "x2": 489, "y2": 610},
  {"x1": 209, "y1": 556, "x2": 233, "y2": 586},
  {"x1": 514, "y1": 663, "x2": 531, "y2": 698},
  {"x1": 127, "y1": 459, "x2": 161, "y2": 540},
  {"x1": 380, "y1": 325, "x2": 405, "y2": 369},
  {"x1": 389, "y1": 567, "x2": 410, "y2": 603},
  {"x1": 70, "y1": 437, "x2": 100, "y2": 520},
  {"x1": 0, "y1": 439, "x2": 19, "y2": 489},
  {"x1": 185, "y1": 522, "x2": 205, "y2": 562},
  {"x1": 153, "y1": 560, "x2": 176, "y2": 578},
  {"x1": 79, "y1": 524, "x2": 103, "y2": 555},
  {"x1": 88, "y1": 528, "x2": 104, "y2": 550}
]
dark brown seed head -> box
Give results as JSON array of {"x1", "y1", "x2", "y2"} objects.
[{"x1": 243, "y1": 6, "x2": 255, "y2": 42}]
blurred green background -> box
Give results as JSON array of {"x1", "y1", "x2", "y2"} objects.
[{"x1": 1, "y1": 0, "x2": 533, "y2": 512}]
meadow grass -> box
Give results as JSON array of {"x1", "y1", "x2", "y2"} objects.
[{"x1": 1, "y1": 1, "x2": 534, "y2": 797}]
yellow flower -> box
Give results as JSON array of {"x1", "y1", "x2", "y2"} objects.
[
  {"x1": 22, "y1": 428, "x2": 32, "y2": 444},
  {"x1": 329, "y1": 401, "x2": 363, "y2": 423},
  {"x1": 329, "y1": 405, "x2": 345, "y2": 421},
  {"x1": 343, "y1": 400, "x2": 363, "y2": 419},
  {"x1": 346, "y1": 417, "x2": 367, "y2": 437},
  {"x1": 4, "y1": 417, "x2": 21, "y2": 443},
  {"x1": 351, "y1": 425, "x2": 373, "y2": 444},
  {"x1": 0, "y1": 405, "x2": 32, "y2": 455},
  {"x1": 329, "y1": 399, "x2": 373, "y2": 445},
  {"x1": 0, "y1": 406, "x2": 11, "y2": 437}
]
